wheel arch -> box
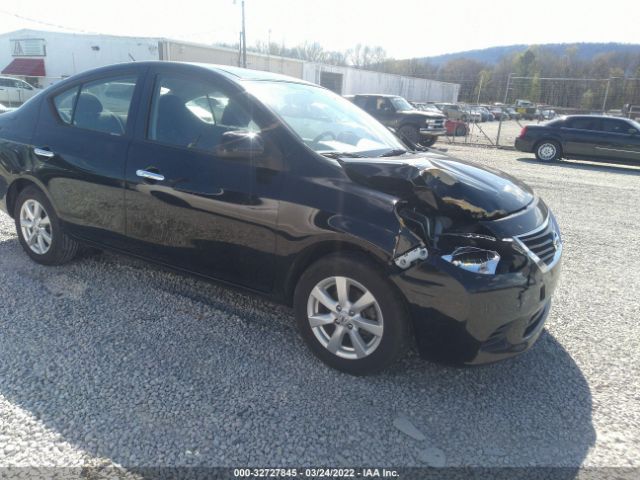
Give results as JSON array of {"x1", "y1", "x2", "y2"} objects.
[
  {"x1": 5, "y1": 177, "x2": 48, "y2": 218},
  {"x1": 282, "y1": 240, "x2": 392, "y2": 305}
]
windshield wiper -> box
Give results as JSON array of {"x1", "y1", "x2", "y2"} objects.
[
  {"x1": 320, "y1": 151, "x2": 366, "y2": 159},
  {"x1": 379, "y1": 149, "x2": 409, "y2": 157}
]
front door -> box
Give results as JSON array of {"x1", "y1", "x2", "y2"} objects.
[
  {"x1": 561, "y1": 117, "x2": 602, "y2": 158},
  {"x1": 594, "y1": 118, "x2": 640, "y2": 162},
  {"x1": 124, "y1": 68, "x2": 281, "y2": 292},
  {"x1": 31, "y1": 68, "x2": 145, "y2": 246}
]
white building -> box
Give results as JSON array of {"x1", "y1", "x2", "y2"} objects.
[
  {"x1": 0, "y1": 29, "x2": 159, "y2": 87},
  {"x1": 0, "y1": 29, "x2": 459, "y2": 102}
]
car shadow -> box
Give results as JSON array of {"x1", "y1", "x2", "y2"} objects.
[
  {"x1": 517, "y1": 156, "x2": 640, "y2": 175},
  {"x1": 0, "y1": 237, "x2": 595, "y2": 475}
]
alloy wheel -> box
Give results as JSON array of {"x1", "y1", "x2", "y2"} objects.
[
  {"x1": 20, "y1": 199, "x2": 52, "y2": 255},
  {"x1": 306, "y1": 276, "x2": 384, "y2": 360},
  {"x1": 538, "y1": 143, "x2": 557, "y2": 161}
]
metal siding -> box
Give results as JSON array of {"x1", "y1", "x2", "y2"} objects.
[{"x1": 302, "y1": 63, "x2": 459, "y2": 102}]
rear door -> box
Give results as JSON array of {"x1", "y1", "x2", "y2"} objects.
[
  {"x1": 31, "y1": 66, "x2": 146, "y2": 246},
  {"x1": 123, "y1": 66, "x2": 282, "y2": 292},
  {"x1": 561, "y1": 117, "x2": 602, "y2": 158}
]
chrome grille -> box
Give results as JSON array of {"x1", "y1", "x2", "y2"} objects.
[{"x1": 515, "y1": 217, "x2": 560, "y2": 266}]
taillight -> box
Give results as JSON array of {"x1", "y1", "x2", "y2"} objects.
[{"x1": 518, "y1": 126, "x2": 528, "y2": 138}]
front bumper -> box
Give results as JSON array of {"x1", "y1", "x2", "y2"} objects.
[
  {"x1": 515, "y1": 137, "x2": 535, "y2": 152},
  {"x1": 419, "y1": 128, "x2": 447, "y2": 138},
  {"x1": 392, "y1": 206, "x2": 562, "y2": 365}
]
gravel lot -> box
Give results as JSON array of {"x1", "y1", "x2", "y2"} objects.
[{"x1": 1, "y1": 145, "x2": 639, "y2": 473}]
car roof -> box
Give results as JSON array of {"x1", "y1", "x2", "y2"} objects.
[
  {"x1": 563, "y1": 114, "x2": 619, "y2": 119},
  {"x1": 353, "y1": 94, "x2": 401, "y2": 98},
  {"x1": 189, "y1": 63, "x2": 315, "y2": 85},
  {"x1": 50, "y1": 61, "x2": 318, "y2": 88}
]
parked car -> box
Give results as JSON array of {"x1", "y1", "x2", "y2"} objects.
[
  {"x1": 515, "y1": 115, "x2": 640, "y2": 162},
  {"x1": 622, "y1": 104, "x2": 640, "y2": 120},
  {"x1": 0, "y1": 62, "x2": 563, "y2": 374},
  {"x1": 505, "y1": 107, "x2": 520, "y2": 120},
  {"x1": 514, "y1": 99, "x2": 538, "y2": 120},
  {"x1": 435, "y1": 103, "x2": 469, "y2": 122},
  {"x1": 347, "y1": 94, "x2": 446, "y2": 147},
  {"x1": 412, "y1": 102, "x2": 443, "y2": 115},
  {"x1": 490, "y1": 106, "x2": 508, "y2": 120},
  {"x1": 476, "y1": 106, "x2": 494, "y2": 122},
  {"x1": 464, "y1": 107, "x2": 482, "y2": 123},
  {"x1": 445, "y1": 119, "x2": 468, "y2": 136},
  {"x1": 540, "y1": 109, "x2": 556, "y2": 120},
  {"x1": 0, "y1": 76, "x2": 38, "y2": 105}
]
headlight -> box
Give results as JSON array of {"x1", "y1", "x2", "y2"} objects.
[{"x1": 441, "y1": 246, "x2": 500, "y2": 275}]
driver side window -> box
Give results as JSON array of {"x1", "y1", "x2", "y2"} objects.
[{"x1": 148, "y1": 74, "x2": 259, "y2": 151}]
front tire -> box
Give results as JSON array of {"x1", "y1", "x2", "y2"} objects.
[
  {"x1": 398, "y1": 124, "x2": 420, "y2": 145},
  {"x1": 14, "y1": 186, "x2": 79, "y2": 265},
  {"x1": 294, "y1": 254, "x2": 410, "y2": 375},
  {"x1": 535, "y1": 140, "x2": 561, "y2": 162},
  {"x1": 419, "y1": 137, "x2": 437, "y2": 148}
]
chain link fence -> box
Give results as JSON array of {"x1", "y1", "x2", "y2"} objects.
[{"x1": 438, "y1": 75, "x2": 640, "y2": 148}]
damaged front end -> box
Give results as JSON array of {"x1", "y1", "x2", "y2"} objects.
[
  {"x1": 339, "y1": 151, "x2": 562, "y2": 364},
  {"x1": 339, "y1": 151, "x2": 534, "y2": 273}
]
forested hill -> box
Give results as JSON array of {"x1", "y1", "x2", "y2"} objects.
[{"x1": 421, "y1": 43, "x2": 640, "y2": 66}]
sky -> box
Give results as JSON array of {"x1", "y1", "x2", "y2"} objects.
[{"x1": 0, "y1": 0, "x2": 638, "y2": 59}]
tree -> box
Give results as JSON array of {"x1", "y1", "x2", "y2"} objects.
[
  {"x1": 529, "y1": 73, "x2": 541, "y2": 103},
  {"x1": 581, "y1": 89, "x2": 594, "y2": 109}
]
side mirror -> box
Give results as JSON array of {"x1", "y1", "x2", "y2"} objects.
[
  {"x1": 628, "y1": 128, "x2": 638, "y2": 136},
  {"x1": 216, "y1": 130, "x2": 264, "y2": 159}
]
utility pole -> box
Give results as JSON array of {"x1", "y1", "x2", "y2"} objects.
[
  {"x1": 476, "y1": 73, "x2": 484, "y2": 104},
  {"x1": 267, "y1": 28, "x2": 271, "y2": 71},
  {"x1": 496, "y1": 72, "x2": 512, "y2": 147},
  {"x1": 241, "y1": 0, "x2": 247, "y2": 68},
  {"x1": 602, "y1": 77, "x2": 611, "y2": 113}
]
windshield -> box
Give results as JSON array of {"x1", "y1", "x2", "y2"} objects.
[
  {"x1": 243, "y1": 81, "x2": 406, "y2": 155},
  {"x1": 390, "y1": 97, "x2": 415, "y2": 111}
]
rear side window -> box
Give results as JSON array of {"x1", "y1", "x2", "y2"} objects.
[
  {"x1": 53, "y1": 86, "x2": 80, "y2": 124},
  {"x1": 73, "y1": 76, "x2": 137, "y2": 135},
  {"x1": 566, "y1": 117, "x2": 601, "y2": 131}
]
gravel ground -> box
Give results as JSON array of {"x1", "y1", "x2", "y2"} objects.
[{"x1": 0, "y1": 145, "x2": 639, "y2": 473}]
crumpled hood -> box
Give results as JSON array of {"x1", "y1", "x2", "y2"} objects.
[{"x1": 340, "y1": 150, "x2": 534, "y2": 221}]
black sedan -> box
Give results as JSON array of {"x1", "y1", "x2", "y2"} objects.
[
  {"x1": 0, "y1": 62, "x2": 562, "y2": 374},
  {"x1": 516, "y1": 115, "x2": 640, "y2": 162}
]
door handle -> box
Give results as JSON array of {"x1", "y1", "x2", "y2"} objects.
[
  {"x1": 34, "y1": 147, "x2": 55, "y2": 158},
  {"x1": 136, "y1": 169, "x2": 165, "y2": 182}
]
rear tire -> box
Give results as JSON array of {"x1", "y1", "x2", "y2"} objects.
[
  {"x1": 534, "y1": 140, "x2": 561, "y2": 162},
  {"x1": 14, "y1": 186, "x2": 79, "y2": 265},
  {"x1": 294, "y1": 254, "x2": 410, "y2": 375}
]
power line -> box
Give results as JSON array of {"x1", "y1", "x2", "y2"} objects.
[{"x1": 0, "y1": 8, "x2": 99, "y2": 35}]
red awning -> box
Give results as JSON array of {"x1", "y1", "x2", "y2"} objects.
[{"x1": 2, "y1": 58, "x2": 46, "y2": 77}]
